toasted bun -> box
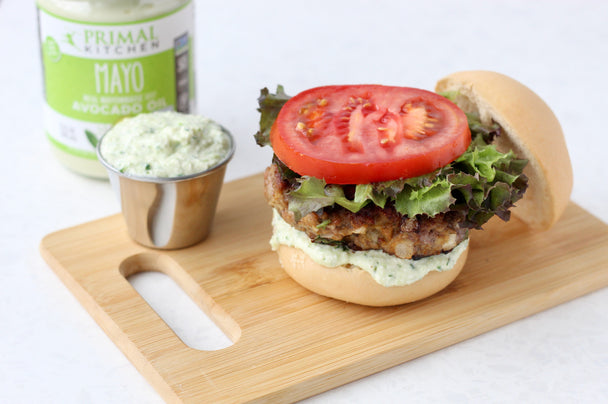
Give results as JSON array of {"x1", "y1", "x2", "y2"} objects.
[
  {"x1": 276, "y1": 244, "x2": 468, "y2": 306},
  {"x1": 435, "y1": 70, "x2": 573, "y2": 230}
]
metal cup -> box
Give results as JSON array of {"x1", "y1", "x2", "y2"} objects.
[{"x1": 97, "y1": 130, "x2": 235, "y2": 250}]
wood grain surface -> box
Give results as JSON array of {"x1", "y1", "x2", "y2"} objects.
[{"x1": 40, "y1": 173, "x2": 608, "y2": 403}]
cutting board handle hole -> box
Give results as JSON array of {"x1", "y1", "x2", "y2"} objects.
[{"x1": 120, "y1": 253, "x2": 239, "y2": 351}]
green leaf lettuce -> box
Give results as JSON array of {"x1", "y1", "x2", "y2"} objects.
[{"x1": 254, "y1": 85, "x2": 290, "y2": 147}]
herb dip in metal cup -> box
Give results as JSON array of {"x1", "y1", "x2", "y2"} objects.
[{"x1": 97, "y1": 112, "x2": 235, "y2": 249}]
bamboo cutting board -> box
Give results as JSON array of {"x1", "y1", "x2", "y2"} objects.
[{"x1": 40, "y1": 173, "x2": 608, "y2": 403}]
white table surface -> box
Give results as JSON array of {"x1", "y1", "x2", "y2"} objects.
[{"x1": 2, "y1": 0, "x2": 607, "y2": 402}]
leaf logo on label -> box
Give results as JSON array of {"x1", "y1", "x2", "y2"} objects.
[{"x1": 43, "y1": 36, "x2": 61, "y2": 63}]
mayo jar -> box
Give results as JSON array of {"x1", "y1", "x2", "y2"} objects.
[{"x1": 36, "y1": 0, "x2": 195, "y2": 178}]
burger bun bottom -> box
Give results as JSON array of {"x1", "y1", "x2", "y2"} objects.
[{"x1": 276, "y1": 243, "x2": 469, "y2": 306}]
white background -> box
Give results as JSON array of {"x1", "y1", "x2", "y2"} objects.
[{"x1": 1, "y1": 0, "x2": 607, "y2": 403}]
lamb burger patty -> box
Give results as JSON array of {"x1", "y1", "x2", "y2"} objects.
[{"x1": 264, "y1": 163, "x2": 468, "y2": 260}]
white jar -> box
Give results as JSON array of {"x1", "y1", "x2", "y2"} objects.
[{"x1": 36, "y1": 0, "x2": 196, "y2": 178}]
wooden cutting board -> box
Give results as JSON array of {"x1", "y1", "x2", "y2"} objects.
[{"x1": 40, "y1": 173, "x2": 608, "y2": 403}]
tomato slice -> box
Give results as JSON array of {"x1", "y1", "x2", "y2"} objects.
[{"x1": 270, "y1": 85, "x2": 471, "y2": 184}]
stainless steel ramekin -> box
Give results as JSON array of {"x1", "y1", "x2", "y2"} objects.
[{"x1": 97, "y1": 130, "x2": 235, "y2": 250}]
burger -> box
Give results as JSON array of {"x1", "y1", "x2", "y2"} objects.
[{"x1": 254, "y1": 70, "x2": 572, "y2": 306}]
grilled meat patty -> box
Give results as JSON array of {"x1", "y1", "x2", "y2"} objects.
[{"x1": 264, "y1": 163, "x2": 469, "y2": 260}]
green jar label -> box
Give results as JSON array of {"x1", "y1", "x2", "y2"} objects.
[{"x1": 38, "y1": 2, "x2": 195, "y2": 159}]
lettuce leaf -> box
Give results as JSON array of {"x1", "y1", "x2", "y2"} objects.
[
  {"x1": 286, "y1": 176, "x2": 389, "y2": 221},
  {"x1": 254, "y1": 85, "x2": 291, "y2": 147},
  {"x1": 394, "y1": 177, "x2": 454, "y2": 217},
  {"x1": 255, "y1": 86, "x2": 528, "y2": 229}
]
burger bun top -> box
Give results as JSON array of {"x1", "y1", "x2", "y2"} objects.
[{"x1": 435, "y1": 70, "x2": 573, "y2": 230}]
